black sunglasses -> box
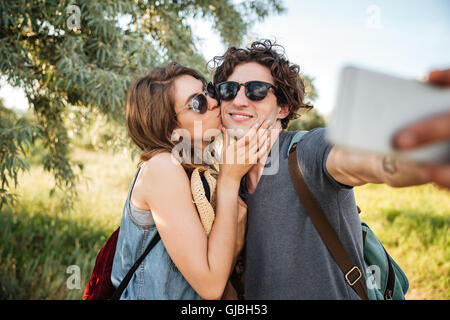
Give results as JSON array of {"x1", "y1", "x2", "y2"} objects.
[
  {"x1": 176, "y1": 92, "x2": 209, "y2": 116},
  {"x1": 214, "y1": 81, "x2": 277, "y2": 102}
]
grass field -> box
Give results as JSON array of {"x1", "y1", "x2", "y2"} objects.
[{"x1": 0, "y1": 148, "x2": 449, "y2": 299}]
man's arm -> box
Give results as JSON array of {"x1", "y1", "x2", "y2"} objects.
[
  {"x1": 326, "y1": 146, "x2": 432, "y2": 188},
  {"x1": 328, "y1": 68, "x2": 450, "y2": 189}
]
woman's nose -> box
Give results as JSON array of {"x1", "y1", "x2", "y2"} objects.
[{"x1": 206, "y1": 94, "x2": 219, "y2": 111}]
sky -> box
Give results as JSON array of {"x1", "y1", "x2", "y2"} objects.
[
  {"x1": 1, "y1": 0, "x2": 449, "y2": 116},
  {"x1": 194, "y1": 0, "x2": 450, "y2": 116}
]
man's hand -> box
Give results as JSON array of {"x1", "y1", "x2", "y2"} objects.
[{"x1": 392, "y1": 69, "x2": 450, "y2": 189}]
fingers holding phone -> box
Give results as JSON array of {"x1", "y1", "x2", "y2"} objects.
[{"x1": 392, "y1": 69, "x2": 450, "y2": 189}]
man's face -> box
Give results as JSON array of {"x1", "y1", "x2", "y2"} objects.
[{"x1": 220, "y1": 62, "x2": 288, "y2": 133}]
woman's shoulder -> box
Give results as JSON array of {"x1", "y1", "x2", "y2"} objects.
[
  {"x1": 132, "y1": 152, "x2": 190, "y2": 210},
  {"x1": 135, "y1": 152, "x2": 193, "y2": 210},
  {"x1": 140, "y1": 152, "x2": 188, "y2": 181}
]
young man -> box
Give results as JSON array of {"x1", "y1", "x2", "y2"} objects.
[{"x1": 212, "y1": 40, "x2": 432, "y2": 299}]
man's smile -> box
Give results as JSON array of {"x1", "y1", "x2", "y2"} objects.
[{"x1": 228, "y1": 111, "x2": 254, "y2": 122}]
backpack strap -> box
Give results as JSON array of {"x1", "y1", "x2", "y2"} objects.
[
  {"x1": 111, "y1": 232, "x2": 161, "y2": 300},
  {"x1": 287, "y1": 130, "x2": 308, "y2": 157},
  {"x1": 288, "y1": 142, "x2": 369, "y2": 300},
  {"x1": 110, "y1": 164, "x2": 162, "y2": 300}
]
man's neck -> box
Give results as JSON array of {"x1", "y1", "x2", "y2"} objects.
[{"x1": 246, "y1": 126, "x2": 283, "y2": 194}]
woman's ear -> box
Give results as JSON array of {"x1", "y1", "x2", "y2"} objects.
[{"x1": 276, "y1": 104, "x2": 290, "y2": 120}]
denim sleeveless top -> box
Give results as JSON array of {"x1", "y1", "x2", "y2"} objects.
[{"x1": 111, "y1": 165, "x2": 202, "y2": 300}]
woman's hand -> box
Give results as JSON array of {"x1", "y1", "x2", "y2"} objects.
[{"x1": 218, "y1": 120, "x2": 272, "y2": 183}]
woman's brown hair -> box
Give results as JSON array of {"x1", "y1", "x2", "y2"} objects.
[
  {"x1": 126, "y1": 62, "x2": 207, "y2": 173},
  {"x1": 211, "y1": 39, "x2": 313, "y2": 129}
]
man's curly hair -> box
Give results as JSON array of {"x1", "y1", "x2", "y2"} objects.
[{"x1": 211, "y1": 39, "x2": 312, "y2": 129}]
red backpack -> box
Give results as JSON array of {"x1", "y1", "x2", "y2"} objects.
[
  {"x1": 83, "y1": 227, "x2": 161, "y2": 300},
  {"x1": 83, "y1": 227, "x2": 120, "y2": 300}
]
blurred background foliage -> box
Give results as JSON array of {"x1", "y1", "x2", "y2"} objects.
[
  {"x1": 0, "y1": 98, "x2": 40, "y2": 208},
  {"x1": 0, "y1": 0, "x2": 322, "y2": 210}
]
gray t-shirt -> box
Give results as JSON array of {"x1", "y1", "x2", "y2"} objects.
[{"x1": 240, "y1": 128, "x2": 365, "y2": 299}]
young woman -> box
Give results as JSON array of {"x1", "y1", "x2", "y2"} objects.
[{"x1": 111, "y1": 62, "x2": 270, "y2": 300}]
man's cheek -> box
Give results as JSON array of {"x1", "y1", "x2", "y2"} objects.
[{"x1": 220, "y1": 112, "x2": 233, "y2": 128}]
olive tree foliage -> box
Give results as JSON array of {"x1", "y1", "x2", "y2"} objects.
[
  {"x1": 0, "y1": 98, "x2": 40, "y2": 208},
  {"x1": 287, "y1": 107, "x2": 327, "y2": 131},
  {"x1": 287, "y1": 75, "x2": 327, "y2": 131},
  {"x1": 0, "y1": 0, "x2": 285, "y2": 209}
]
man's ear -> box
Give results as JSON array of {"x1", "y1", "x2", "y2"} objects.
[{"x1": 276, "y1": 104, "x2": 290, "y2": 120}]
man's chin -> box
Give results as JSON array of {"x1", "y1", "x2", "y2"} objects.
[
  {"x1": 222, "y1": 123, "x2": 254, "y2": 139},
  {"x1": 222, "y1": 117, "x2": 256, "y2": 133}
]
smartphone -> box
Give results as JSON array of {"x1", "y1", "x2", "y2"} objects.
[{"x1": 327, "y1": 66, "x2": 450, "y2": 163}]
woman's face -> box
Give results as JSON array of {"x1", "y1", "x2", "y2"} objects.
[{"x1": 173, "y1": 75, "x2": 221, "y2": 148}]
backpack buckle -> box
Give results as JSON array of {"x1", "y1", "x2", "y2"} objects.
[
  {"x1": 345, "y1": 266, "x2": 362, "y2": 286},
  {"x1": 289, "y1": 143, "x2": 297, "y2": 153}
]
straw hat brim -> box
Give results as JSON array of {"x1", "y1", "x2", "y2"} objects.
[{"x1": 191, "y1": 167, "x2": 218, "y2": 235}]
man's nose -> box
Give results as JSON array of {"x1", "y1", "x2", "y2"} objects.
[{"x1": 232, "y1": 85, "x2": 249, "y2": 108}]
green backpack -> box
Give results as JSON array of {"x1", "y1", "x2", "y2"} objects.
[
  {"x1": 288, "y1": 131, "x2": 409, "y2": 300},
  {"x1": 361, "y1": 222, "x2": 409, "y2": 299}
]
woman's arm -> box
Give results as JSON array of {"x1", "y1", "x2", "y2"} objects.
[
  {"x1": 139, "y1": 122, "x2": 270, "y2": 300},
  {"x1": 139, "y1": 153, "x2": 240, "y2": 300},
  {"x1": 221, "y1": 197, "x2": 248, "y2": 300}
]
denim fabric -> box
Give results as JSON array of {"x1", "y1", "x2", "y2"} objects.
[{"x1": 111, "y1": 166, "x2": 201, "y2": 300}]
